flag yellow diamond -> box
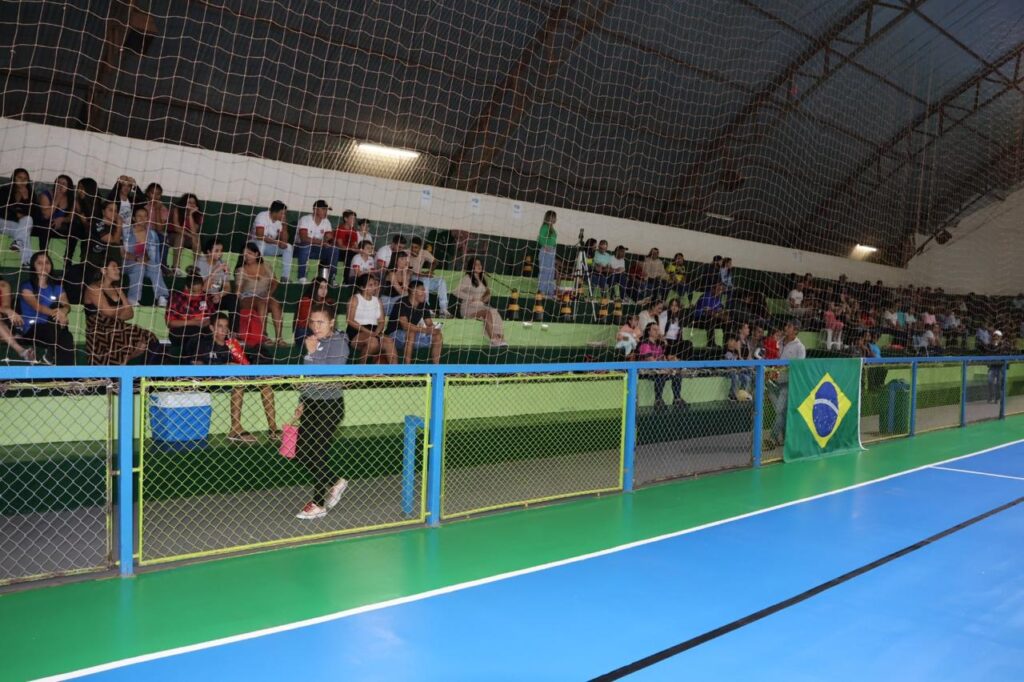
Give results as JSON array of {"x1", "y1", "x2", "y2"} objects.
[{"x1": 797, "y1": 372, "x2": 852, "y2": 449}]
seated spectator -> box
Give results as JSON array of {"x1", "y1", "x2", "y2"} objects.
[
  {"x1": 0, "y1": 168, "x2": 34, "y2": 266},
  {"x1": 346, "y1": 273, "x2": 397, "y2": 363},
  {"x1": 295, "y1": 199, "x2": 339, "y2": 285},
  {"x1": 987, "y1": 331, "x2": 1008, "y2": 402},
  {"x1": 387, "y1": 280, "x2": 443, "y2": 364},
  {"x1": 65, "y1": 177, "x2": 100, "y2": 272},
  {"x1": 167, "y1": 193, "x2": 203, "y2": 276},
  {"x1": 0, "y1": 279, "x2": 34, "y2": 361},
  {"x1": 719, "y1": 257, "x2": 734, "y2": 291},
  {"x1": 697, "y1": 255, "x2": 723, "y2": 293},
  {"x1": 193, "y1": 237, "x2": 236, "y2": 320},
  {"x1": 639, "y1": 248, "x2": 670, "y2": 301},
  {"x1": 602, "y1": 244, "x2": 630, "y2": 300},
  {"x1": 186, "y1": 312, "x2": 279, "y2": 443},
  {"x1": 84, "y1": 200, "x2": 124, "y2": 275},
  {"x1": 666, "y1": 252, "x2": 689, "y2": 301},
  {"x1": 866, "y1": 331, "x2": 882, "y2": 358},
  {"x1": 19, "y1": 251, "x2": 75, "y2": 364},
  {"x1": 976, "y1": 324, "x2": 995, "y2": 352},
  {"x1": 823, "y1": 302, "x2": 844, "y2": 351},
  {"x1": 375, "y1": 234, "x2": 407, "y2": 273},
  {"x1": 348, "y1": 240, "x2": 377, "y2": 283},
  {"x1": 787, "y1": 281, "x2": 809, "y2": 318},
  {"x1": 235, "y1": 241, "x2": 287, "y2": 347},
  {"x1": 919, "y1": 308, "x2": 937, "y2": 328},
  {"x1": 165, "y1": 274, "x2": 211, "y2": 354},
  {"x1": 638, "y1": 299, "x2": 664, "y2": 336},
  {"x1": 123, "y1": 204, "x2": 169, "y2": 307},
  {"x1": 356, "y1": 217, "x2": 374, "y2": 246},
  {"x1": 857, "y1": 305, "x2": 878, "y2": 337},
  {"x1": 724, "y1": 333, "x2": 752, "y2": 399},
  {"x1": 455, "y1": 258, "x2": 508, "y2": 347},
  {"x1": 659, "y1": 298, "x2": 690, "y2": 358},
  {"x1": 408, "y1": 237, "x2": 450, "y2": 317},
  {"x1": 941, "y1": 308, "x2": 966, "y2": 348},
  {"x1": 747, "y1": 324, "x2": 766, "y2": 360},
  {"x1": 381, "y1": 250, "x2": 412, "y2": 317},
  {"x1": 250, "y1": 200, "x2": 293, "y2": 282},
  {"x1": 763, "y1": 324, "x2": 782, "y2": 360},
  {"x1": 83, "y1": 257, "x2": 161, "y2": 365},
  {"x1": 293, "y1": 277, "x2": 334, "y2": 349},
  {"x1": 33, "y1": 173, "x2": 74, "y2": 255},
  {"x1": 637, "y1": 322, "x2": 684, "y2": 409},
  {"x1": 107, "y1": 175, "x2": 142, "y2": 235},
  {"x1": 694, "y1": 283, "x2": 728, "y2": 348},
  {"x1": 616, "y1": 313, "x2": 641, "y2": 358}
]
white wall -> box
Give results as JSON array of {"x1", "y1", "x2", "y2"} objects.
[
  {"x1": 907, "y1": 185, "x2": 1024, "y2": 296},
  {"x1": 0, "y1": 118, "x2": 928, "y2": 287}
]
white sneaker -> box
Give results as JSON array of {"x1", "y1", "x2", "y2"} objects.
[
  {"x1": 295, "y1": 501, "x2": 327, "y2": 520},
  {"x1": 325, "y1": 478, "x2": 349, "y2": 510},
  {"x1": 156, "y1": 296, "x2": 168, "y2": 307},
  {"x1": 298, "y1": 277, "x2": 308, "y2": 285}
]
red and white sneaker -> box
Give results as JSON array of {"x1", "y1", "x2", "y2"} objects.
[
  {"x1": 325, "y1": 478, "x2": 349, "y2": 510},
  {"x1": 295, "y1": 501, "x2": 327, "y2": 520}
]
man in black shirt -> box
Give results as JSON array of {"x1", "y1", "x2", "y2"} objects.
[{"x1": 387, "y1": 281, "x2": 443, "y2": 363}]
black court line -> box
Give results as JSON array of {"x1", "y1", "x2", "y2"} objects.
[{"x1": 590, "y1": 494, "x2": 1024, "y2": 681}]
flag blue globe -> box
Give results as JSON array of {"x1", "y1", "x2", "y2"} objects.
[{"x1": 812, "y1": 382, "x2": 841, "y2": 438}]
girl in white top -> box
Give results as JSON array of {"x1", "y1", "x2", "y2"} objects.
[
  {"x1": 347, "y1": 240, "x2": 376, "y2": 283},
  {"x1": 346, "y1": 273, "x2": 397, "y2": 363}
]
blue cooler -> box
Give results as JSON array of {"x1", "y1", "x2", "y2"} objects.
[{"x1": 149, "y1": 392, "x2": 213, "y2": 450}]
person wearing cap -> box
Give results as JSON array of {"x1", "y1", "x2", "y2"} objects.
[
  {"x1": 767, "y1": 319, "x2": 806, "y2": 447},
  {"x1": 295, "y1": 200, "x2": 339, "y2": 285},
  {"x1": 987, "y1": 330, "x2": 1007, "y2": 403}
]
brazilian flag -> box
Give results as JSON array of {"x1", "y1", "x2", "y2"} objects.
[{"x1": 784, "y1": 359, "x2": 863, "y2": 462}]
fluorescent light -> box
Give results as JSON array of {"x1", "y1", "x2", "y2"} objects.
[
  {"x1": 705, "y1": 212, "x2": 734, "y2": 222},
  {"x1": 357, "y1": 143, "x2": 420, "y2": 160},
  {"x1": 854, "y1": 244, "x2": 878, "y2": 253}
]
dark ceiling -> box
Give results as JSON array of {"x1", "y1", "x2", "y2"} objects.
[{"x1": 0, "y1": 0, "x2": 1022, "y2": 265}]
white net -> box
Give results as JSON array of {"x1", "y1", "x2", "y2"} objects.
[{"x1": 0, "y1": 0, "x2": 1021, "y2": 368}]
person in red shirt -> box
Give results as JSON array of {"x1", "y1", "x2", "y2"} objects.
[
  {"x1": 334, "y1": 209, "x2": 360, "y2": 283},
  {"x1": 165, "y1": 275, "x2": 210, "y2": 354},
  {"x1": 293, "y1": 277, "x2": 335, "y2": 349}
]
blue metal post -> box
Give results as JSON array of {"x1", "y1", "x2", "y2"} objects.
[
  {"x1": 960, "y1": 360, "x2": 968, "y2": 427},
  {"x1": 623, "y1": 368, "x2": 639, "y2": 492},
  {"x1": 1000, "y1": 361, "x2": 1008, "y2": 419},
  {"x1": 427, "y1": 371, "x2": 445, "y2": 526},
  {"x1": 752, "y1": 365, "x2": 765, "y2": 466},
  {"x1": 117, "y1": 374, "x2": 135, "y2": 577},
  {"x1": 402, "y1": 416, "x2": 424, "y2": 517},
  {"x1": 908, "y1": 361, "x2": 918, "y2": 436}
]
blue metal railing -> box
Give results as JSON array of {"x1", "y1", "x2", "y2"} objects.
[{"x1": 1, "y1": 353, "x2": 1020, "y2": 578}]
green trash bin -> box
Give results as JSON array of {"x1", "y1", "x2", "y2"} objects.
[{"x1": 879, "y1": 379, "x2": 911, "y2": 435}]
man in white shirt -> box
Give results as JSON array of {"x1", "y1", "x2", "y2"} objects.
[
  {"x1": 769, "y1": 319, "x2": 807, "y2": 446},
  {"x1": 408, "y1": 236, "x2": 450, "y2": 316},
  {"x1": 294, "y1": 199, "x2": 338, "y2": 284},
  {"x1": 250, "y1": 200, "x2": 294, "y2": 281},
  {"x1": 375, "y1": 234, "x2": 408, "y2": 272}
]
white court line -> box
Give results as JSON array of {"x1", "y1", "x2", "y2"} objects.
[
  {"x1": 38, "y1": 436, "x2": 1024, "y2": 682},
  {"x1": 931, "y1": 465, "x2": 1024, "y2": 482}
]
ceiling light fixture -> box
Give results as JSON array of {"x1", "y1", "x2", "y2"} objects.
[
  {"x1": 357, "y1": 143, "x2": 420, "y2": 160},
  {"x1": 704, "y1": 212, "x2": 734, "y2": 222}
]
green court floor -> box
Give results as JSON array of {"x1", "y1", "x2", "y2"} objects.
[{"x1": 2, "y1": 415, "x2": 1023, "y2": 681}]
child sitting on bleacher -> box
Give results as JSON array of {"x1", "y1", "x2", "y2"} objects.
[{"x1": 616, "y1": 314, "x2": 641, "y2": 358}]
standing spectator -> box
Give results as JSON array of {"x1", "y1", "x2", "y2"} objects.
[
  {"x1": 640, "y1": 248, "x2": 671, "y2": 301},
  {"x1": 348, "y1": 240, "x2": 377, "y2": 283},
  {"x1": 381, "y1": 250, "x2": 412, "y2": 317},
  {"x1": 0, "y1": 280, "x2": 34, "y2": 361},
  {"x1": 346, "y1": 273, "x2": 397, "y2": 363},
  {"x1": 122, "y1": 204, "x2": 170, "y2": 307},
  {"x1": 536, "y1": 210, "x2": 558, "y2": 298},
  {"x1": 294, "y1": 200, "x2": 338, "y2": 285},
  {"x1": 694, "y1": 283, "x2": 728, "y2": 348},
  {"x1": 0, "y1": 168, "x2": 35, "y2": 265},
  {"x1": 455, "y1": 258, "x2": 508, "y2": 347},
  {"x1": 767, "y1": 320, "x2": 806, "y2": 446},
  {"x1": 107, "y1": 175, "x2": 142, "y2": 234},
  {"x1": 375, "y1": 234, "x2": 407, "y2": 273},
  {"x1": 987, "y1": 331, "x2": 1007, "y2": 403},
  {"x1": 185, "y1": 312, "x2": 279, "y2": 444},
  {"x1": 387, "y1": 280, "x2": 443, "y2": 364},
  {"x1": 616, "y1": 313, "x2": 641, "y2": 358},
  {"x1": 193, "y1": 237, "x2": 235, "y2": 318},
  {"x1": 976, "y1": 324, "x2": 995, "y2": 352},
  {"x1": 167, "y1": 193, "x2": 203, "y2": 276},
  {"x1": 697, "y1": 255, "x2": 723, "y2": 292},
  {"x1": 724, "y1": 333, "x2": 752, "y2": 399},
  {"x1": 637, "y1": 322, "x2": 684, "y2": 409},
  {"x1": 83, "y1": 256, "x2": 160, "y2": 365},
  {"x1": 293, "y1": 303, "x2": 351, "y2": 520},
  {"x1": 235, "y1": 241, "x2": 287, "y2": 347},
  {"x1": 408, "y1": 237, "x2": 450, "y2": 317},
  {"x1": 333, "y1": 209, "x2": 360, "y2": 276},
  {"x1": 250, "y1": 200, "x2": 293, "y2": 282},
  {"x1": 142, "y1": 182, "x2": 169, "y2": 269},
  {"x1": 666, "y1": 252, "x2": 689, "y2": 301},
  {"x1": 719, "y1": 257, "x2": 735, "y2": 291},
  {"x1": 33, "y1": 174, "x2": 74, "y2": 255},
  {"x1": 165, "y1": 275, "x2": 211, "y2": 354},
  {"x1": 19, "y1": 251, "x2": 75, "y2": 364},
  {"x1": 293, "y1": 277, "x2": 334, "y2": 350}
]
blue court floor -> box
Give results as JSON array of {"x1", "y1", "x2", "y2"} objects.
[{"x1": 54, "y1": 440, "x2": 1024, "y2": 681}]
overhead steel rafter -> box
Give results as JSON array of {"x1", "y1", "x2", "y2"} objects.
[
  {"x1": 658, "y1": 0, "x2": 927, "y2": 219},
  {"x1": 799, "y1": 41, "x2": 1024, "y2": 236},
  {"x1": 443, "y1": 0, "x2": 618, "y2": 191}
]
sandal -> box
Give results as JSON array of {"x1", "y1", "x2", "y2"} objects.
[{"x1": 228, "y1": 431, "x2": 258, "y2": 444}]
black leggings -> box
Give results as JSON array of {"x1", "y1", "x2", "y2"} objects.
[
  {"x1": 23, "y1": 322, "x2": 76, "y2": 365},
  {"x1": 296, "y1": 397, "x2": 345, "y2": 506}
]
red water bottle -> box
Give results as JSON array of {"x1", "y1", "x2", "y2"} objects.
[{"x1": 226, "y1": 337, "x2": 249, "y2": 365}]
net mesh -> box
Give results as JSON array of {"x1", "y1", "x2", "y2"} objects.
[
  {"x1": 964, "y1": 360, "x2": 1004, "y2": 424},
  {"x1": 441, "y1": 372, "x2": 624, "y2": 518},
  {"x1": 0, "y1": 378, "x2": 114, "y2": 586},
  {"x1": 914, "y1": 361, "x2": 963, "y2": 433},
  {"x1": 0, "y1": 1, "x2": 1020, "y2": 367},
  {"x1": 1007, "y1": 360, "x2": 1024, "y2": 417},
  {"x1": 860, "y1": 363, "x2": 912, "y2": 443},
  {"x1": 138, "y1": 374, "x2": 429, "y2": 564}
]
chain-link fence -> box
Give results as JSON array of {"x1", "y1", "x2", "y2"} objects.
[
  {"x1": 441, "y1": 373, "x2": 624, "y2": 519},
  {"x1": 1, "y1": 379, "x2": 115, "y2": 586},
  {"x1": 861, "y1": 363, "x2": 913, "y2": 443},
  {"x1": 914, "y1": 362, "x2": 963, "y2": 433},
  {"x1": 964, "y1": 361, "x2": 1003, "y2": 424},
  {"x1": 634, "y1": 367, "x2": 754, "y2": 486},
  {"x1": 138, "y1": 375, "x2": 430, "y2": 564},
  {"x1": 760, "y1": 365, "x2": 788, "y2": 463},
  {"x1": 1007, "y1": 361, "x2": 1024, "y2": 416}
]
